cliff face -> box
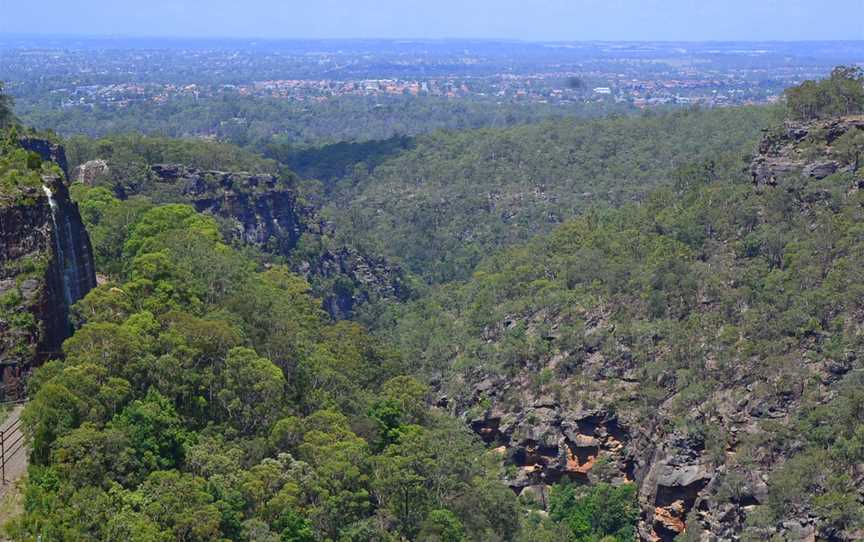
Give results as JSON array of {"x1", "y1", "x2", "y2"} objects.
[
  {"x1": 460, "y1": 330, "x2": 730, "y2": 542},
  {"x1": 40, "y1": 176, "x2": 97, "y2": 325},
  {"x1": 150, "y1": 164, "x2": 307, "y2": 255},
  {"x1": 460, "y1": 314, "x2": 787, "y2": 542},
  {"x1": 18, "y1": 136, "x2": 70, "y2": 178},
  {"x1": 0, "y1": 166, "x2": 96, "y2": 395},
  {"x1": 146, "y1": 163, "x2": 412, "y2": 318}
]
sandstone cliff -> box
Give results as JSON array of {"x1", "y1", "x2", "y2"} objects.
[
  {"x1": 149, "y1": 164, "x2": 307, "y2": 255},
  {"x1": 142, "y1": 163, "x2": 412, "y2": 318},
  {"x1": 0, "y1": 139, "x2": 96, "y2": 396}
]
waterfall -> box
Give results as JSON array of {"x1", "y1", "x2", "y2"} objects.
[{"x1": 42, "y1": 184, "x2": 78, "y2": 308}]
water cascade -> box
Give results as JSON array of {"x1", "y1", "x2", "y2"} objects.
[{"x1": 42, "y1": 183, "x2": 81, "y2": 309}]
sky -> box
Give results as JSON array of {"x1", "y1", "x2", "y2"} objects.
[{"x1": 1, "y1": 0, "x2": 863, "y2": 41}]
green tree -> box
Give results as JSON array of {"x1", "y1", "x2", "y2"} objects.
[
  {"x1": 275, "y1": 509, "x2": 316, "y2": 542},
  {"x1": 832, "y1": 128, "x2": 864, "y2": 170},
  {"x1": 785, "y1": 66, "x2": 864, "y2": 120},
  {"x1": 23, "y1": 382, "x2": 86, "y2": 464},
  {"x1": 0, "y1": 82, "x2": 15, "y2": 127},
  {"x1": 111, "y1": 390, "x2": 189, "y2": 475},
  {"x1": 217, "y1": 347, "x2": 287, "y2": 435},
  {"x1": 549, "y1": 483, "x2": 638, "y2": 542},
  {"x1": 418, "y1": 509, "x2": 466, "y2": 542},
  {"x1": 123, "y1": 204, "x2": 220, "y2": 263},
  {"x1": 132, "y1": 470, "x2": 222, "y2": 542}
]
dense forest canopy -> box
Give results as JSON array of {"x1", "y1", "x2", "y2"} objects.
[
  {"x1": 0, "y1": 132, "x2": 43, "y2": 200},
  {"x1": 263, "y1": 135, "x2": 416, "y2": 191},
  {"x1": 17, "y1": 94, "x2": 634, "y2": 148},
  {"x1": 65, "y1": 133, "x2": 283, "y2": 177},
  {"x1": 64, "y1": 132, "x2": 292, "y2": 203},
  {"x1": 10, "y1": 190, "x2": 523, "y2": 541},
  {"x1": 324, "y1": 106, "x2": 779, "y2": 284},
  {"x1": 58, "y1": 106, "x2": 781, "y2": 291}
]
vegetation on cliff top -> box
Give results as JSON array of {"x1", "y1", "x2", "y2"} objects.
[
  {"x1": 65, "y1": 133, "x2": 293, "y2": 196},
  {"x1": 785, "y1": 66, "x2": 864, "y2": 121},
  {"x1": 0, "y1": 129, "x2": 61, "y2": 204}
]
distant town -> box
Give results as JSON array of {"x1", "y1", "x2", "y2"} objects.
[
  {"x1": 3, "y1": 39, "x2": 860, "y2": 112},
  {"x1": 44, "y1": 70, "x2": 787, "y2": 110}
]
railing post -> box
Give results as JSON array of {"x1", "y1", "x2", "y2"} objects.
[{"x1": 1, "y1": 428, "x2": 5, "y2": 484}]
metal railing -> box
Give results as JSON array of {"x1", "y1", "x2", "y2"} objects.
[{"x1": 0, "y1": 400, "x2": 27, "y2": 484}]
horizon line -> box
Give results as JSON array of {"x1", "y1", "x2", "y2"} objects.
[{"x1": 2, "y1": 33, "x2": 864, "y2": 45}]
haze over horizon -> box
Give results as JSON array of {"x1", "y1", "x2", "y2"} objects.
[{"x1": 2, "y1": 0, "x2": 863, "y2": 42}]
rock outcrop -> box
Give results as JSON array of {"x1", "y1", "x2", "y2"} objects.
[
  {"x1": 0, "y1": 155, "x2": 96, "y2": 396},
  {"x1": 453, "y1": 316, "x2": 786, "y2": 541},
  {"x1": 145, "y1": 164, "x2": 412, "y2": 318},
  {"x1": 150, "y1": 164, "x2": 307, "y2": 255},
  {"x1": 72, "y1": 159, "x2": 110, "y2": 186},
  {"x1": 638, "y1": 435, "x2": 713, "y2": 541},
  {"x1": 468, "y1": 399, "x2": 632, "y2": 491},
  {"x1": 751, "y1": 116, "x2": 864, "y2": 188}
]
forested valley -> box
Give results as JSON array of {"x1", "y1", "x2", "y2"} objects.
[{"x1": 0, "y1": 65, "x2": 863, "y2": 542}]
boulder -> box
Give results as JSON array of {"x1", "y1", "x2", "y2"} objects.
[
  {"x1": 72, "y1": 159, "x2": 110, "y2": 185},
  {"x1": 802, "y1": 161, "x2": 839, "y2": 179}
]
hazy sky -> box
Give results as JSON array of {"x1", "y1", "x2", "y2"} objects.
[{"x1": 2, "y1": 0, "x2": 863, "y2": 41}]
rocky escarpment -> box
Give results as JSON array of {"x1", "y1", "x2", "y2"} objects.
[
  {"x1": 72, "y1": 159, "x2": 110, "y2": 186},
  {"x1": 454, "y1": 309, "x2": 808, "y2": 541},
  {"x1": 150, "y1": 164, "x2": 307, "y2": 255},
  {"x1": 751, "y1": 115, "x2": 864, "y2": 188},
  {"x1": 468, "y1": 394, "x2": 633, "y2": 493},
  {"x1": 143, "y1": 164, "x2": 412, "y2": 318},
  {"x1": 0, "y1": 159, "x2": 96, "y2": 396}
]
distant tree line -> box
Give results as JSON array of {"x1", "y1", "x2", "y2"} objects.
[
  {"x1": 785, "y1": 66, "x2": 864, "y2": 121},
  {"x1": 17, "y1": 93, "x2": 633, "y2": 148},
  {"x1": 0, "y1": 82, "x2": 16, "y2": 127}
]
